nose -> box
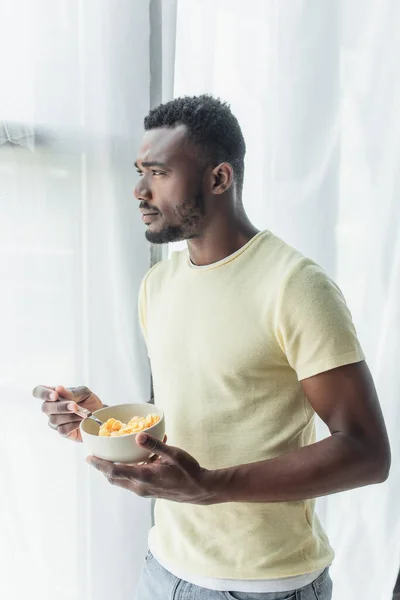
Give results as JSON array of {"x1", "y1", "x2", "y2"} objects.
[{"x1": 134, "y1": 177, "x2": 152, "y2": 202}]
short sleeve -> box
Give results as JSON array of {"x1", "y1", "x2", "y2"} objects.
[{"x1": 274, "y1": 258, "x2": 365, "y2": 380}]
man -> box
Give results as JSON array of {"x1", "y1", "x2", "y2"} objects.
[{"x1": 33, "y1": 95, "x2": 391, "y2": 600}]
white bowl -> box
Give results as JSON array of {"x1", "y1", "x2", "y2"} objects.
[{"x1": 80, "y1": 403, "x2": 165, "y2": 464}]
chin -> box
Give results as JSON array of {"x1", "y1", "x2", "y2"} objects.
[
  {"x1": 145, "y1": 232, "x2": 167, "y2": 244},
  {"x1": 145, "y1": 224, "x2": 188, "y2": 245}
]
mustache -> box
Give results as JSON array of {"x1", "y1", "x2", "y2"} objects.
[{"x1": 139, "y1": 202, "x2": 160, "y2": 214}]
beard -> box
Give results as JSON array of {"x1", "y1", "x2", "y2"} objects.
[{"x1": 145, "y1": 190, "x2": 206, "y2": 245}]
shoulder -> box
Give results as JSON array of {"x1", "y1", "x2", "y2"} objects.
[
  {"x1": 263, "y1": 232, "x2": 320, "y2": 283},
  {"x1": 140, "y1": 248, "x2": 188, "y2": 293}
]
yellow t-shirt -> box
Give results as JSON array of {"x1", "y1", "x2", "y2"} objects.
[{"x1": 138, "y1": 230, "x2": 365, "y2": 580}]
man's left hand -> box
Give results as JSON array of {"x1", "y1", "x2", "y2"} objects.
[{"x1": 86, "y1": 433, "x2": 219, "y2": 505}]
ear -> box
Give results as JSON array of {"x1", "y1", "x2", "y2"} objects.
[{"x1": 211, "y1": 162, "x2": 234, "y2": 195}]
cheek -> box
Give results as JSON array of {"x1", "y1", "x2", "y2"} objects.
[{"x1": 156, "y1": 181, "x2": 188, "y2": 212}]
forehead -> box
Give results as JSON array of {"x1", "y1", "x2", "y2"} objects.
[{"x1": 137, "y1": 124, "x2": 190, "y2": 165}]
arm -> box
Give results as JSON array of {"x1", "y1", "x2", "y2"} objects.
[
  {"x1": 210, "y1": 361, "x2": 391, "y2": 503},
  {"x1": 87, "y1": 360, "x2": 390, "y2": 506},
  {"x1": 89, "y1": 263, "x2": 390, "y2": 505}
]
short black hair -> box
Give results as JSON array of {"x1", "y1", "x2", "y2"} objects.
[{"x1": 144, "y1": 94, "x2": 246, "y2": 193}]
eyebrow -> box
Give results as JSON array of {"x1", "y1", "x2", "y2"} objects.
[{"x1": 134, "y1": 161, "x2": 169, "y2": 170}]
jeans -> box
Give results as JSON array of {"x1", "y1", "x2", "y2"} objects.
[{"x1": 134, "y1": 551, "x2": 333, "y2": 600}]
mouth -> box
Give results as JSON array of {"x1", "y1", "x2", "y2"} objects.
[{"x1": 142, "y1": 213, "x2": 159, "y2": 223}]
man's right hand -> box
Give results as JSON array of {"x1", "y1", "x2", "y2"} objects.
[{"x1": 32, "y1": 385, "x2": 104, "y2": 442}]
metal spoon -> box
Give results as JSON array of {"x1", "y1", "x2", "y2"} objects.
[{"x1": 73, "y1": 404, "x2": 104, "y2": 427}]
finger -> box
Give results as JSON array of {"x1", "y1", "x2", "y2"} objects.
[
  {"x1": 86, "y1": 457, "x2": 153, "y2": 483},
  {"x1": 41, "y1": 400, "x2": 78, "y2": 416},
  {"x1": 57, "y1": 422, "x2": 83, "y2": 437},
  {"x1": 86, "y1": 456, "x2": 116, "y2": 476},
  {"x1": 105, "y1": 478, "x2": 148, "y2": 497},
  {"x1": 33, "y1": 385, "x2": 57, "y2": 401},
  {"x1": 143, "y1": 436, "x2": 167, "y2": 463},
  {"x1": 67, "y1": 429, "x2": 82, "y2": 442},
  {"x1": 71, "y1": 386, "x2": 92, "y2": 400},
  {"x1": 49, "y1": 414, "x2": 83, "y2": 427},
  {"x1": 56, "y1": 385, "x2": 91, "y2": 402},
  {"x1": 47, "y1": 419, "x2": 82, "y2": 441},
  {"x1": 106, "y1": 478, "x2": 135, "y2": 492},
  {"x1": 136, "y1": 433, "x2": 177, "y2": 461},
  {"x1": 143, "y1": 435, "x2": 168, "y2": 463},
  {"x1": 145, "y1": 453, "x2": 160, "y2": 464},
  {"x1": 54, "y1": 386, "x2": 76, "y2": 401},
  {"x1": 48, "y1": 420, "x2": 75, "y2": 434}
]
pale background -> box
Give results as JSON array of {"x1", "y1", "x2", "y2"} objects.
[{"x1": 0, "y1": 1, "x2": 399, "y2": 599}]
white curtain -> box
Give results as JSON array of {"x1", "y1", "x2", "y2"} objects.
[
  {"x1": 2, "y1": 1, "x2": 399, "y2": 599},
  {"x1": 173, "y1": 1, "x2": 400, "y2": 599},
  {"x1": 0, "y1": 2, "x2": 156, "y2": 599}
]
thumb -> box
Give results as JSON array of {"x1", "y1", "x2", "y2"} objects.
[
  {"x1": 136, "y1": 433, "x2": 175, "y2": 460},
  {"x1": 55, "y1": 386, "x2": 75, "y2": 401},
  {"x1": 56, "y1": 385, "x2": 91, "y2": 403}
]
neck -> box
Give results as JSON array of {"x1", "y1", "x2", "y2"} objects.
[{"x1": 187, "y1": 208, "x2": 260, "y2": 267}]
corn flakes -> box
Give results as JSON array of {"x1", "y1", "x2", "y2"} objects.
[{"x1": 98, "y1": 414, "x2": 161, "y2": 437}]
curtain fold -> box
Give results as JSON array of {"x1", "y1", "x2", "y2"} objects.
[
  {"x1": 173, "y1": 1, "x2": 400, "y2": 598},
  {"x1": 0, "y1": 2, "x2": 156, "y2": 599},
  {"x1": 1, "y1": 1, "x2": 399, "y2": 599}
]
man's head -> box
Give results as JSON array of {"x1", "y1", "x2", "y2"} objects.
[{"x1": 134, "y1": 95, "x2": 246, "y2": 244}]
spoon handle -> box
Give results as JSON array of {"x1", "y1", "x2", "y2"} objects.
[{"x1": 74, "y1": 404, "x2": 103, "y2": 426}]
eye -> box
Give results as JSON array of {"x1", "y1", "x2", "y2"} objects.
[{"x1": 136, "y1": 169, "x2": 165, "y2": 178}]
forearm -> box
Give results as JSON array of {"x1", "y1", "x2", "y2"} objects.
[{"x1": 208, "y1": 433, "x2": 388, "y2": 504}]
